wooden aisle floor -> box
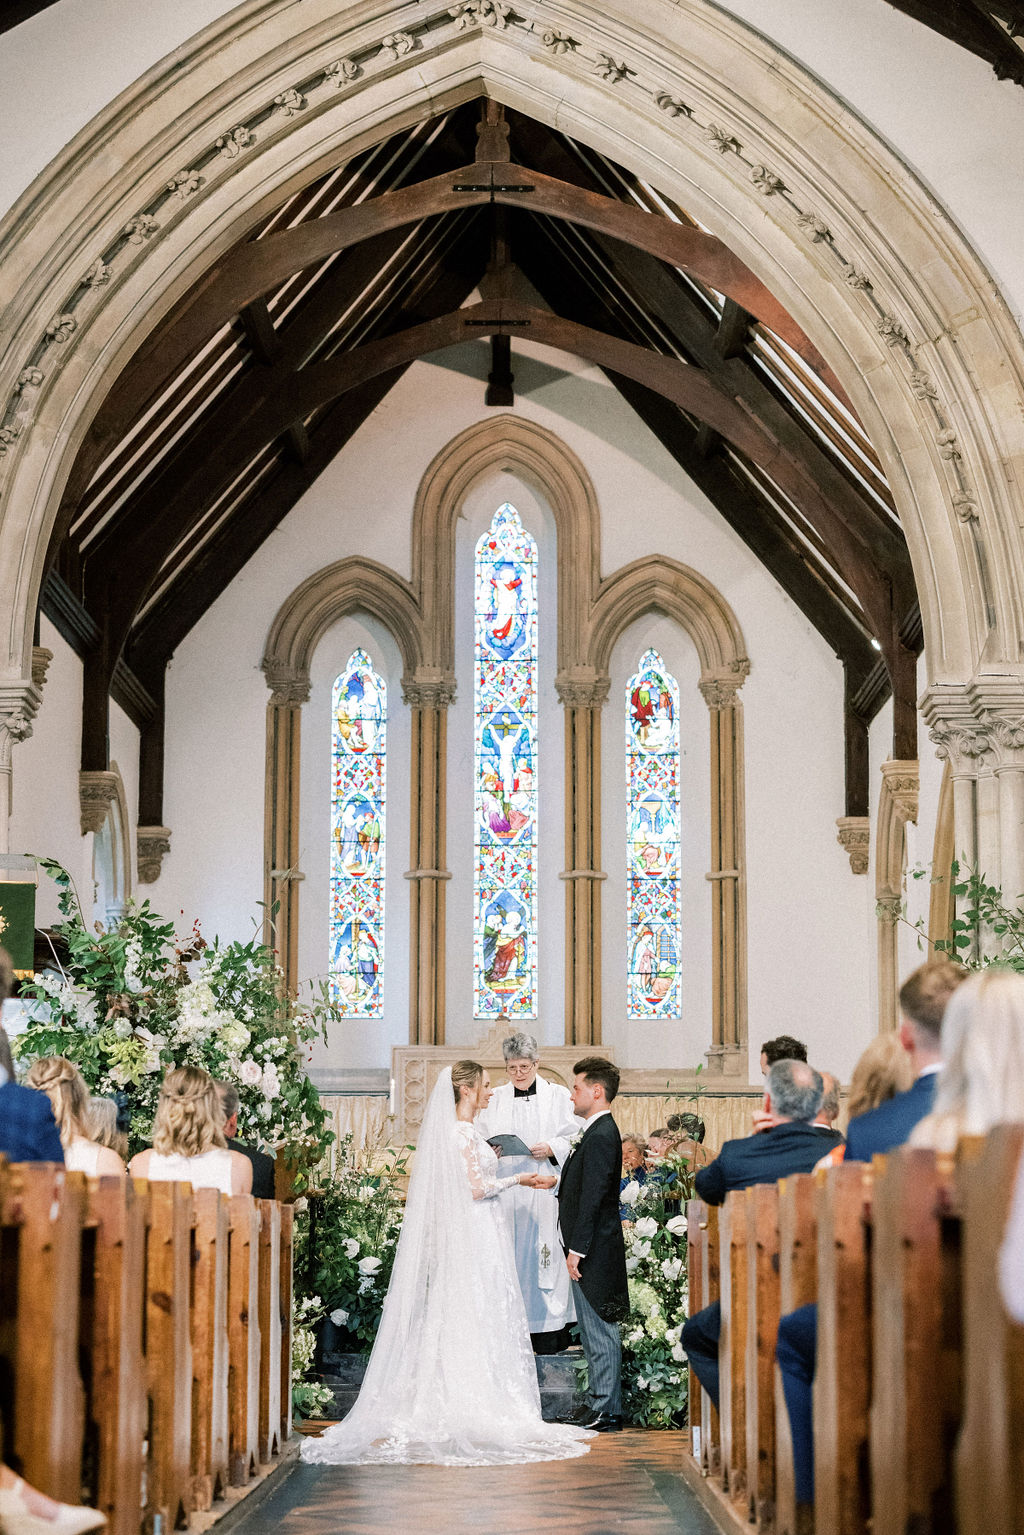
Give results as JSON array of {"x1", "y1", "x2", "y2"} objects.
[{"x1": 221, "y1": 1431, "x2": 721, "y2": 1535}]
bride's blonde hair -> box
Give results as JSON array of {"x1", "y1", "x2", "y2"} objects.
[
  {"x1": 451, "y1": 1060, "x2": 483, "y2": 1107},
  {"x1": 25, "y1": 1055, "x2": 90, "y2": 1148},
  {"x1": 152, "y1": 1065, "x2": 227, "y2": 1156}
]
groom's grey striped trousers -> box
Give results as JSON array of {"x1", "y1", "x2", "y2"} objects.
[{"x1": 572, "y1": 1279, "x2": 622, "y2": 1416}]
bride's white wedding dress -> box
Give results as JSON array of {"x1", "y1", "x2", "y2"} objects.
[{"x1": 301, "y1": 1068, "x2": 591, "y2": 1467}]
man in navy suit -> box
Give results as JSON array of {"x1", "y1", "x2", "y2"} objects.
[
  {"x1": 681, "y1": 1059, "x2": 841, "y2": 1407},
  {"x1": 775, "y1": 958, "x2": 967, "y2": 1515},
  {"x1": 0, "y1": 951, "x2": 64, "y2": 1164}
]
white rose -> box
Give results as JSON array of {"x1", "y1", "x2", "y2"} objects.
[
  {"x1": 238, "y1": 1058, "x2": 262, "y2": 1087},
  {"x1": 671, "y1": 1341, "x2": 686, "y2": 1363},
  {"x1": 343, "y1": 1238, "x2": 360, "y2": 1259},
  {"x1": 636, "y1": 1377, "x2": 648, "y2": 1391},
  {"x1": 661, "y1": 1257, "x2": 684, "y2": 1282},
  {"x1": 330, "y1": 1308, "x2": 349, "y2": 1327},
  {"x1": 625, "y1": 1255, "x2": 641, "y2": 1275},
  {"x1": 357, "y1": 1256, "x2": 382, "y2": 1276},
  {"x1": 665, "y1": 1215, "x2": 687, "y2": 1237},
  {"x1": 620, "y1": 1180, "x2": 640, "y2": 1207},
  {"x1": 261, "y1": 1064, "x2": 281, "y2": 1100},
  {"x1": 634, "y1": 1216, "x2": 659, "y2": 1240},
  {"x1": 633, "y1": 1240, "x2": 652, "y2": 1260}
]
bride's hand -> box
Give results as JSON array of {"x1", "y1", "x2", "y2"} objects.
[{"x1": 519, "y1": 1172, "x2": 558, "y2": 1190}]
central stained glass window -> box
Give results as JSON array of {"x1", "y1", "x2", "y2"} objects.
[
  {"x1": 626, "y1": 649, "x2": 682, "y2": 1017},
  {"x1": 329, "y1": 648, "x2": 386, "y2": 1015},
  {"x1": 473, "y1": 503, "x2": 538, "y2": 1018}
]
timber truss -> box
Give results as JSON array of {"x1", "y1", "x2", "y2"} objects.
[{"x1": 40, "y1": 101, "x2": 920, "y2": 838}]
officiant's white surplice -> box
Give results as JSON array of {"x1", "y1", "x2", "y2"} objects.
[{"x1": 479, "y1": 1077, "x2": 583, "y2": 1334}]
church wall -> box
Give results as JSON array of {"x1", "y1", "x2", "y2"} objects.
[
  {"x1": 151, "y1": 337, "x2": 870, "y2": 1085},
  {"x1": 2, "y1": 0, "x2": 1022, "y2": 330}
]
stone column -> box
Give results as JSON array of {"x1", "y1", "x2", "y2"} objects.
[
  {"x1": 0, "y1": 677, "x2": 43, "y2": 854},
  {"x1": 699, "y1": 667, "x2": 749, "y2": 1078},
  {"x1": 261, "y1": 663, "x2": 309, "y2": 995},
  {"x1": 402, "y1": 670, "x2": 455, "y2": 1047},
  {"x1": 556, "y1": 669, "x2": 609, "y2": 1048},
  {"x1": 875, "y1": 761, "x2": 919, "y2": 1031},
  {"x1": 924, "y1": 680, "x2": 1024, "y2": 961}
]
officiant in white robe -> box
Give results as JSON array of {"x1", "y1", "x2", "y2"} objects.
[{"x1": 478, "y1": 1031, "x2": 583, "y2": 1352}]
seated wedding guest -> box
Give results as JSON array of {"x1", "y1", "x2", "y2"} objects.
[
  {"x1": 25, "y1": 1057, "x2": 126, "y2": 1177},
  {"x1": 777, "y1": 957, "x2": 966, "y2": 1516},
  {"x1": 87, "y1": 1095, "x2": 129, "y2": 1163},
  {"x1": 759, "y1": 1035, "x2": 808, "y2": 1076},
  {"x1": 812, "y1": 1072, "x2": 841, "y2": 1130},
  {"x1": 0, "y1": 950, "x2": 64, "y2": 1164},
  {"x1": 666, "y1": 1112, "x2": 711, "y2": 1170},
  {"x1": 752, "y1": 1036, "x2": 810, "y2": 1130},
  {"x1": 644, "y1": 1127, "x2": 682, "y2": 1201},
  {"x1": 848, "y1": 1031, "x2": 915, "y2": 1119},
  {"x1": 847, "y1": 957, "x2": 967, "y2": 1160},
  {"x1": 619, "y1": 1133, "x2": 647, "y2": 1219},
  {"x1": 911, "y1": 965, "x2": 1024, "y2": 1152},
  {"x1": 999, "y1": 1144, "x2": 1024, "y2": 1324},
  {"x1": 0, "y1": 1462, "x2": 106, "y2": 1535},
  {"x1": 216, "y1": 1081, "x2": 275, "y2": 1198},
  {"x1": 682, "y1": 1060, "x2": 840, "y2": 1408},
  {"x1": 130, "y1": 1066, "x2": 252, "y2": 1194}
]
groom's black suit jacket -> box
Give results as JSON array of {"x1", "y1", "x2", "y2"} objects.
[{"x1": 557, "y1": 1111, "x2": 629, "y2": 1323}]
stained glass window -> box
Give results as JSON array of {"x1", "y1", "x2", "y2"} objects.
[
  {"x1": 473, "y1": 503, "x2": 538, "y2": 1018},
  {"x1": 626, "y1": 649, "x2": 682, "y2": 1017},
  {"x1": 329, "y1": 649, "x2": 386, "y2": 1015}
]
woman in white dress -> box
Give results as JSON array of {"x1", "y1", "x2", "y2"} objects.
[
  {"x1": 130, "y1": 1066, "x2": 251, "y2": 1195},
  {"x1": 301, "y1": 1060, "x2": 592, "y2": 1467},
  {"x1": 24, "y1": 1056, "x2": 126, "y2": 1177}
]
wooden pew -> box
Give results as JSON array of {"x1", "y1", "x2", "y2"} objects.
[
  {"x1": 0, "y1": 1161, "x2": 86, "y2": 1502},
  {"x1": 719, "y1": 1189, "x2": 748, "y2": 1502},
  {"x1": 257, "y1": 1198, "x2": 283, "y2": 1463},
  {"x1": 955, "y1": 1124, "x2": 1024, "y2": 1535},
  {"x1": 278, "y1": 1202, "x2": 294, "y2": 1447},
  {"x1": 814, "y1": 1160, "x2": 873, "y2": 1535},
  {"x1": 191, "y1": 1187, "x2": 230, "y2": 1510},
  {"x1": 84, "y1": 1174, "x2": 147, "y2": 1535},
  {"x1": 870, "y1": 1147, "x2": 960, "y2": 1535},
  {"x1": 144, "y1": 1178, "x2": 195, "y2": 1532},
  {"x1": 228, "y1": 1194, "x2": 262, "y2": 1485},
  {"x1": 774, "y1": 1172, "x2": 817, "y2": 1535},
  {"x1": 745, "y1": 1182, "x2": 781, "y2": 1532},
  {"x1": 687, "y1": 1197, "x2": 705, "y2": 1459}
]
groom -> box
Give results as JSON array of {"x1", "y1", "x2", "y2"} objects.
[{"x1": 557, "y1": 1056, "x2": 629, "y2": 1432}]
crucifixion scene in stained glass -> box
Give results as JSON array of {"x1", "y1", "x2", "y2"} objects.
[
  {"x1": 626, "y1": 649, "x2": 682, "y2": 1018},
  {"x1": 329, "y1": 648, "x2": 386, "y2": 1015},
  {"x1": 473, "y1": 503, "x2": 538, "y2": 1018}
]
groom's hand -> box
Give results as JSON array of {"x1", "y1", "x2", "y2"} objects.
[{"x1": 566, "y1": 1252, "x2": 582, "y2": 1282}]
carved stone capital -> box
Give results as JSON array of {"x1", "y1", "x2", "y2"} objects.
[
  {"x1": 79, "y1": 770, "x2": 119, "y2": 835},
  {"x1": 401, "y1": 669, "x2": 457, "y2": 709},
  {"x1": 0, "y1": 678, "x2": 43, "y2": 770},
  {"x1": 137, "y1": 825, "x2": 171, "y2": 883},
  {"x1": 879, "y1": 759, "x2": 919, "y2": 825},
  {"x1": 876, "y1": 895, "x2": 903, "y2": 927},
  {"x1": 554, "y1": 668, "x2": 611, "y2": 709},
  {"x1": 698, "y1": 660, "x2": 751, "y2": 710},
  {"x1": 836, "y1": 815, "x2": 870, "y2": 875},
  {"x1": 261, "y1": 659, "x2": 311, "y2": 706},
  {"x1": 31, "y1": 647, "x2": 53, "y2": 691}
]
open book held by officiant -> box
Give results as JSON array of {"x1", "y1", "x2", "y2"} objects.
[{"x1": 485, "y1": 1132, "x2": 535, "y2": 1158}]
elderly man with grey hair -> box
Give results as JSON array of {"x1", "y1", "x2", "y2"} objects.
[
  {"x1": 680, "y1": 1059, "x2": 842, "y2": 1408},
  {"x1": 477, "y1": 1030, "x2": 583, "y2": 1353}
]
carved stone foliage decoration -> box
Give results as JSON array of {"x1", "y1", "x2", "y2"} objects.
[
  {"x1": 262, "y1": 660, "x2": 312, "y2": 707},
  {"x1": 698, "y1": 660, "x2": 751, "y2": 710},
  {"x1": 554, "y1": 669, "x2": 611, "y2": 708},
  {"x1": 31, "y1": 647, "x2": 53, "y2": 692},
  {"x1": 401, "y1": 671, "x2": 458, "y2": 709},
  {"x1": 880, "y1": 759, "x2": 919, "y2": 826},
  {"x1": 836, "y1": 815, "x2": 870, "y2": 875},
  {"x1": 137, "y1": 826, "x2": 172, "y2": 884},
  {"x1": 79, "y1": 770, "x2": 120, "y2": 836}
]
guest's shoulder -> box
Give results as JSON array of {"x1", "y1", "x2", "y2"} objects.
[{"x1": 1, "y1": 1078, "x2": 50, "y2": 1117}]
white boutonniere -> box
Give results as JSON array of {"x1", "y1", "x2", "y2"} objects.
[{"x1": 567, "y1": 1128, "x2": 585, "y2": 1156}]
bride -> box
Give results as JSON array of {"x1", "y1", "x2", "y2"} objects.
[{"x1": 301, "y1": 1060, "x2": 592, "y2": 1466}]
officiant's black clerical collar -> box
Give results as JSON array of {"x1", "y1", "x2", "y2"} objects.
[{"x1": 513, "y1": 1081, "x2": 538, "y2": 1098}]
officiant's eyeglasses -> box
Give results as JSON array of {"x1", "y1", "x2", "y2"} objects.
[{"x1": 506, "y1": 1059, "x2": 535, "y2": 1075}]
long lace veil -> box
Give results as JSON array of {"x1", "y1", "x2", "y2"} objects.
[{"x1": 301, "y1": 1066, "x2": 590, "y2": 1465}]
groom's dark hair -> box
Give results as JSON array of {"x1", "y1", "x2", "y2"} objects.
[{"x1": 573, "y1": 1056, "x2": 620, "y2": 1103}]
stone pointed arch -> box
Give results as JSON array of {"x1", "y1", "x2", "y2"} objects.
[
  {"x1": 591, "y1": 555, "x2": 750, "y2": 1076},
  {"x1": 411, "y1": 413, "x2": 600, "y2": 677},
  {"x1": 261, "y1": 556, "x2": 422, "y2": 698},
  {"x1": 260, "y1": 557, "x2": 424, "y2": 996}
]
